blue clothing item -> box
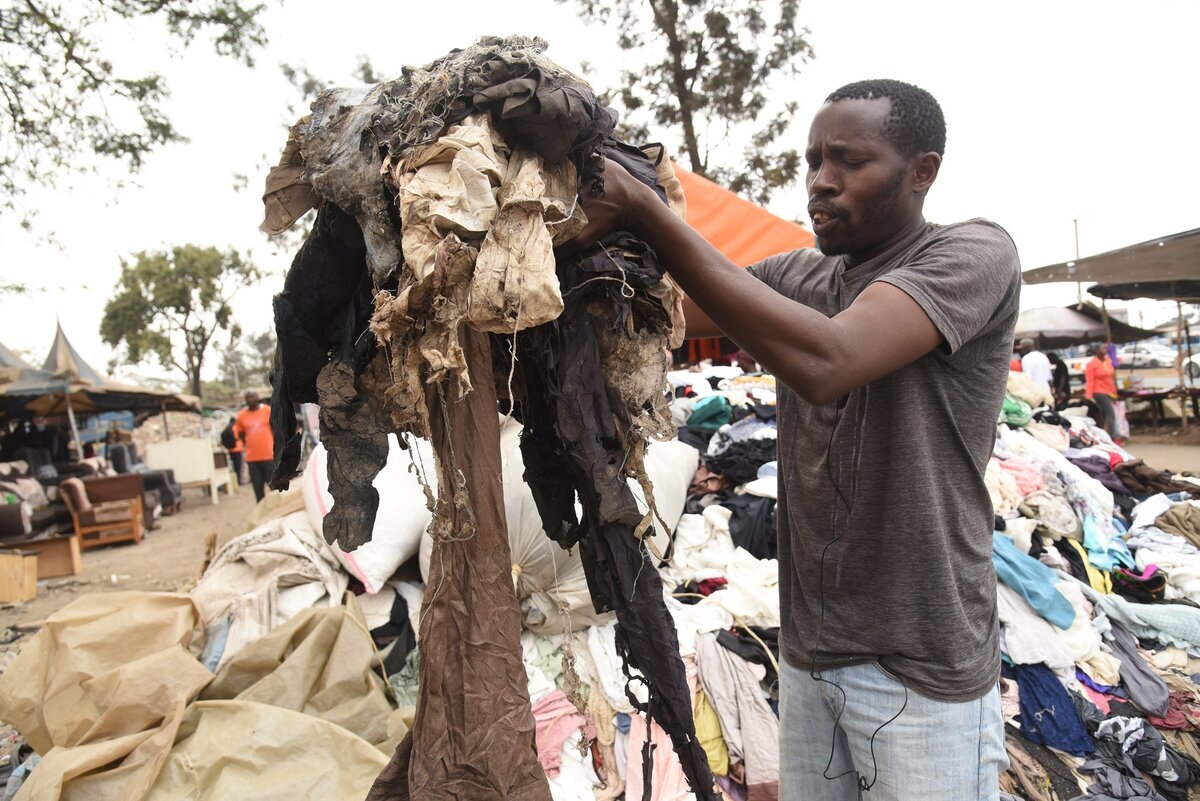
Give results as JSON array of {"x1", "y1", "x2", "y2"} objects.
[
  {"x1": 1076, "y1": 668, "x2": 1115, "y2": 694},
  {"x1": 1014, "y1": 663, "x2": 1095, "y2": 756},
  {"x1": 1083, "y1": 584, "x2": 1200, "y2": 656},
  {"x1": 1082, "y1": 516, "x2": 1134, "y2": 572},
  {"x1": 687, "y1": 396, "x2": 732, "y2": 431},
  {"x1": 992, "y1": 532, "x2": 1076, "y2": 630}
]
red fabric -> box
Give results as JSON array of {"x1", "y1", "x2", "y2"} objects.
[
  {"x1": 233, "y1": 405, "x2": 274, "y2": 462},
  {"x1": 1085, "y1": 356, "x2": 1117, "y2": 399}
]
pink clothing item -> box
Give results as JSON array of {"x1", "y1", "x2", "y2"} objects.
[
  {"x1": 532, "y1": 690, "x2": 593, "y2": 778},
  {"x1": 627, "y1": 713, "x2": 695, "y2": 801},
  {"x1": 1082, "y1": 685, "x2": 1111, "y2": 714},
  {"x1": 997, "y1": 458, "x2": 1044, "y2": 495}
]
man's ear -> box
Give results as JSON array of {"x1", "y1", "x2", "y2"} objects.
[{"x1": 912, "y1": 151, "x2": 941, "y2": 194}]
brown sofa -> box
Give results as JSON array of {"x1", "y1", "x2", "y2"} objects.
[{"x1": 59, "y1": 475, "x2": 147, "y2": 550}]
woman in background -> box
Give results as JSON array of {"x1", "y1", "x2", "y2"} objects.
[{"x1": 1085, "y1": 344, "x2": 1120, "y2": 439}]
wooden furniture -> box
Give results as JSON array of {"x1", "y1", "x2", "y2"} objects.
[
  {"x1": 59, "y1": 476, "x2": 145, "y2": 550},
  {"x1": 0, "y1": 550, "x2": 37, "y2": 602},
  {"x1": 16, "y1": 534, "x2": 81, "y2": 578},
  {"x1": 145, "y1": 438, "x2": 233, "y2": 505}
]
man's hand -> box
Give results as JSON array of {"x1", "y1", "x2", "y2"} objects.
[{"x1": 560, "y1": 158, "x2": 659, "y2": 254}]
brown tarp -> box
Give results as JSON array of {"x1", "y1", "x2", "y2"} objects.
[{"x1": 0, "y1": 591, "x2": 393, "y2": 801}]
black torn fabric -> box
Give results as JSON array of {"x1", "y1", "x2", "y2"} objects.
[
  {"x1": 268, "y1": 203, "x2": 373, "y2": 491},
  {"x1": 472, "y1": 68, "x2": 617, "y2": 164},
  {"x1": 704, "y1": 439, "x2": 777, "y2": 486},
  {"x1": 516, "y1": 145, "x2": 718, "y2": 801}
]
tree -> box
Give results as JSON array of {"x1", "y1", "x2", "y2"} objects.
[
  {"x1": 100, "y1": 245, "x2": 262, "y2": 397},
  {"x1": 216, "y1": 326, "x2": 274, "y2": 390},
  {"x1": 1, "y1": 0, "x2": 268, "y2": 223},
  {"x1": 563, "y1": 0, "x2": 813, "y2": 204}
]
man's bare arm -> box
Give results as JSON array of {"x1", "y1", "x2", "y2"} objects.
[{"x1": 573, "y1": 161, "x2": 943, "y2": 405}]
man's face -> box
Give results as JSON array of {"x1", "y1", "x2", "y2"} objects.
[{"x1": 805, "y1": 98, "x2": 919, "y2": 261}]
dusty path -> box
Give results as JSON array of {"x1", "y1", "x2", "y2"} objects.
[{"x1": 1, "y1": 485, "x2": 258, "y2": 631}]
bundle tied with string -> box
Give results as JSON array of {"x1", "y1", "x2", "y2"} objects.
[{"x1": 261, "y1": 36, "x2": 717, "y2": 801}]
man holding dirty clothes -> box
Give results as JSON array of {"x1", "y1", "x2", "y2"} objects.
[{"x1": 575, "y1": 79, "x2": 1020, "y2": 800}]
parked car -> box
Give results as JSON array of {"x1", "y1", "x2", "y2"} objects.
[{"x1": 1117, "y1": 343, "x2": 1178, "y2": 368}]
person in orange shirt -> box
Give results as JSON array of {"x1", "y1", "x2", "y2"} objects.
[
  {"x1": 1084, "y1": 343, "x2": 1120, "y2": 440},
  {"x1": 233, "y1": 390, "x2": 274, "y2": 501}
]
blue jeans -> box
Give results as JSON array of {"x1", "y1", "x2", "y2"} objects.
[{"x1": 780, "y1": 659, "x2": 1006, "y2": 801}]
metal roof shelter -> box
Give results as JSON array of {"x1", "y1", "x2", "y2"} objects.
[{"x1": 1022, "y1": 227, "x2": 1200, "y2": 290}]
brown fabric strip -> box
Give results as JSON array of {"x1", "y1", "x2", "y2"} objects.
[{"x1": 370, "y1": 327, "x2": 551, "y2": 801}]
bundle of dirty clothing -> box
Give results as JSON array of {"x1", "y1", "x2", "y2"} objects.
[{"x1": 260, "y1": 36, "x2": 716, "y2": 801}]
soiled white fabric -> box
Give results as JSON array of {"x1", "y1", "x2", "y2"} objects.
[
  {"x1": 466, "y1": 148, "x2": 577, "y2": 333},
  {"x1": 1136, "y1": 548, "x2": 1200, "y2": 602},
  {"x1": 666, "y1": 597, "x2": 734, "y2": 659},
  {"x1": 662, "y1": 512, "x2": 736, "y2": 585},
  {"x1": 190, "y1": 511, "x2": 347, "y2": 668},
  {"x1": 585, "y1": 622, "x2": 646, "y2": 714},
  {"x1": 1007, "y1": 370, "x2": 1053, "y2": 408},
  {"x1": 1055, "y1": 580, "x2": 1122, "y2": 686},
  {"x1": 996, "y1": 584, "x2": 1075, "y2": 674},
  {"x1": 397, "y1": 120, "x2": 505, "y2": 281},
  {"x1": 1001, "y1": 518, "x2": 1039, "y2": 555},
  {"x1": 698, "y1": 548, "x2": 779, "y2": 629},
  {"x1": 1131, "y1": 494, "x2": 1180, "y2": 532},
  {"x1": 1025, "y1": 421, "x2": 1070, "y2": 452},
  {"x1": 695, "y1": 632, "x2": 780, "y2": 791},
  {"x1": 1019, "y1": 490, "x2": 1081, "y2": 541},
  {"x1": 987, "y1": 459, "x2": 1024, "y2": 516},
  {"x1": 546, "y1": 729, "x2": 602, "y2": 801}
]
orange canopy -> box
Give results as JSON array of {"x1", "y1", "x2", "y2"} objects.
[{"x1": 673, "y1": 164, "x2": 814, "y2": 266}]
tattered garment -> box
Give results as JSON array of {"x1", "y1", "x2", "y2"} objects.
[{"x1": 264, "y1": 35, "x2": 715, "y2": 801}]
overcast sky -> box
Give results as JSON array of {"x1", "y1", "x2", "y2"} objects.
[{"x1": 3, "y1": 0, "x2": 1197, "y2": 384}]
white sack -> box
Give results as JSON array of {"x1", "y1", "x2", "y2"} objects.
[{"x1": 301, "y1": 434, "x2": 437, "y2": 593}]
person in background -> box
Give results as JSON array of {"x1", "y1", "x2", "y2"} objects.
[
  {"x1": 220, "y1": 418, "x2": 245, "y2": 484},
  {"x1": 233, "y1": 390, "x2": 274, "y2": 502},
  {"x1": 1009, "y1": 346, "x2": 1023, "y2": 372},
  {"x1": 1017, "y1": 337, "x2": 1052, "y2": 398},
  {"x1": 1085, "y1": 344, "x2": 1120, "y2": 440},
  {"x1": 1047, "y1": 352, "x2": 1072, "y2": 409},
  {"x1": 1106, "y1": 340, "x2": 1120, "y2": 368}
]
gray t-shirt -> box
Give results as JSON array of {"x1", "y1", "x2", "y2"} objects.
[{"x1": 747, "y1": 219, "x2": 1021, "y2": 701}]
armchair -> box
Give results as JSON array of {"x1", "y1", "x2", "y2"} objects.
[
  {"x1": 58, "y1": 476, "x2": 146, "y2": 550},
  {"x1": 109, "y1": 444, "x2": 183, "y2": 514}
]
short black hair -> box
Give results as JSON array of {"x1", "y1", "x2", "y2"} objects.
[{"x1": 825, "y1": 79, "x2": 946, "y2": 157}]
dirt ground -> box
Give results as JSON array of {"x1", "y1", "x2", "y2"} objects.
[{"x1": 0, "y1": 484, "x2": 258, "y2": 633}]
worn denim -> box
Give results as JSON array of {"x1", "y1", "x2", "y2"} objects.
[{"x1": 779, "y1": 659, "x2": 1006, "y2": 801}]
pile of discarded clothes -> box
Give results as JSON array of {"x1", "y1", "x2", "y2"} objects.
[
  {"x1": 4, "y1": 358, "x2": 1200, "y2": 799},
  {"x1": 259, "y1": 34, "x2": 717, "y2": 800},
  {"x1": 989, "y1": 370, "x2": 1200, "y2": 800}
]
